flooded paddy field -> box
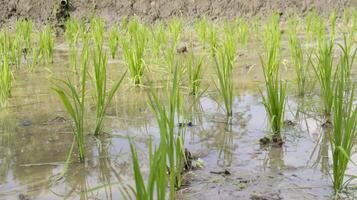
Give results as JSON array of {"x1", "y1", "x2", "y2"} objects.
[{"x1": 1, "y1": 11, "x2": 357, "y2": 200}]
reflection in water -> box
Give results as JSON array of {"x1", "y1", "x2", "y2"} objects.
[
  {"x1": 310, "y1": 127, "x2": 330, "y2": 175},
  {"x1": 266, "y1": 146, "x2": 285, "y2": 171},
  {"x1": 0, "y1": 111, "x2": 16, "y2": 184},
  {"x1": 98, "y1": 139, "x2": 113, "y2": 200},
  {"x1": 217, "y1": 123, "x2": 234, "y2": 168}
]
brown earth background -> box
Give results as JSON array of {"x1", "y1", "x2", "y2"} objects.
[{"x1": 0, "y1": 0, "x2": 356, "y2": 27}]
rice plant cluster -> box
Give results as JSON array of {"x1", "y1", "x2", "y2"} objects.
[{"x1": 2, "y1": 10, "x2": 357, "y2": 199}]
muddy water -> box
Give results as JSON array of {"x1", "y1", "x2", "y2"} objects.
[{"x1": 1, "y1": 36, "x2": 357, "y2": 200}]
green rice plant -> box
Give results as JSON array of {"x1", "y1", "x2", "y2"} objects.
[
  {"x1": 150, "y1": 23, "x2": 168, "y2": 64},
  {"x1": 33, "y1": 25, "x2": 54, "y2": 66},
  {"x1": 90, "y1": 17, "x2": 105, "y2": 47},
  {"x1": 312, "y1": 41, "x2": 335, "y2": 116},
  {"x1": 148, "y1": 66, "x2": 186, "y2": 199},
  {"x1": 305, "y1": 11, "x2": 326, "y2": 49},
  {"x1": 65, "y1": 19, "x2": 82, "y2": 73},
  {"x1": 108, "y1": 25, "x2": 120, "y2": 59},
  {"x1": 187, "y1": 49, "x2": 204, "y2": 96},
  {"x1": 91, "y1": 45, "x2": 126, "y2": 135},
  {"x1": 9, "y1": 36, "x2": 22, "y2": 69},
  {"x1": 343, "y1": 9, "x2": 351, "y2": 28},
  {"x1": 65, "y1": 19, "x2": 79, "y2": 45},
  {"x1": 337, "y1": 35, "x2": 357, "y2": 89},
  {"x1": 330, "y1": 11, "x2": 337, "y2": 41},
  {"x1": 168, "y1": 18, "x2": 182, "y2": 49},
  {"x1": 207, "y1": 22, "x2": 218, "y2": 57},
  {"x1": 260, "y1": 13, "x2": 286, "y2": 137},
  {"x1": 15, "y1": 20, "x2": 33, "y2": 52},
  {"x1": 123, "y1": 139, "x2": 167, "y2": 200},
  {"x1": 195, "y1": 17, "x2": 208, "y2": 47},
  {"x1": 0, "y1": 55, "x2": 13, "y2": 107},
  {"x1": 53, "y1": 37, "x2": 89, "y2": 162},
  {"x1": 212, "y1": 32, "x2": 237, "y2": 118},
  {"x1": 352, "y1": 9, "x2": 357, "y2": 36},
  {"x1": 330, "y1": 44, "x2": 357, "y2": 193},
  {"x1": 235, "y1": 17, "x2": 249, "y2": 47},
  {"x1": 40, "y1": 25, "x2": 55, "y2": 64},
  {"x1": 0, "y1": 30, "x2": 22, "y2": 69},
  {"x1": 287, "y1": 16, "x2": 310, "y2": 96},
  {"x1": 120, "y1": 19, "x2": 148, "y2": 85}
]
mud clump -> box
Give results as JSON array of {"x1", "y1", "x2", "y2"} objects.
[
  {"x1": 177, "y1": 46, "x2": 188, "y2": 54},
  {"x1": 259, "y1": 135, "x2": 284, "y2": 147}
]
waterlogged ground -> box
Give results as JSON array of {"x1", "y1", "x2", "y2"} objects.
[{"x1": 1, "y1": 33, "x2": 357, "y2": 200}]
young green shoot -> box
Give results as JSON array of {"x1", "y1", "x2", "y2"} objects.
[
  {"x1": 195, "y1": 17, "x2": 208, "y2": 48},
  {"x1": 108, "y1": 25, "x2": 120, "y2": 59},
  {"x1": 124, "y1": 139, "x2": 167, "y2": 200},
  {"x1": 148, "y1": 66, "x2": 186, "y2": 199},
  {"x1": 312, "y1": 41, "x2": 334, "y2": 116},
  {"x1": 91, "y1": 45, "x2": 126, "y2": 135},
  {"x1": 330, "y1": 39, "x2": 357, "y2": 193},
  {"x1": 212, "y1": 32, "x2": 237, "y2": 118},
  {"x1": 187, "y1": 49, "x2": 204, "y2": 96},
  {"x1": 0, "y1": 55, "x2": 13, "y2": 107},
  {"x1": 53, "y1": 37, "x2": 89, "y2": 162},
  {"x1": 287, "y1": 16, "x2": 311, "y2": 96},
  {"x1": 260, "y1": 13, "x2": 286, "y2": 137},
  {"x1": 120, "y1": 19, "x2": 148, "y2": 85}
]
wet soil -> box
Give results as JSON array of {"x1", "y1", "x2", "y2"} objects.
[
  {"x1": 1, "y1": 23, "x2": 357, "y2": 200},
  {"x1": 0, "y1": 0, "x2": 352, "y2": 27}
]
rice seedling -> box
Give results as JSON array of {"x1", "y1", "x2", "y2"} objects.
[
  {"x1": 329, "y1": 11, "x2": 337, "y2": 41},
  {"x1": 352, "y1": 9, "x2": 357, "y2": 36},
  {"x1": 148, "y1": 66, "x2": 186, "y2": 199},
  {"x1": 0, "y1": 30, "x2": 22, "y2": 69},
  {"x1": 15, "y1": 20, "x2": 33, "y2": 52},
  {"x1": 0, "y1": 55, "x2": 13, "y2": 107},
  {"x1": 330, "y1": 41, "x2": 357, "y2": 193},
  {"x1": 53, "y1": 36, "x2": 89, "y2": 162},
  {"x1": 207, "y1": 22, "x2": 218, "y2": 57},
  {"x1": 0, "y1": 29, "x2": 23, "y2": 68},
  {"x1": 168, "y1": 18, "x2": 182, "y2": 49},
  {"x1": 122, "y1": 139, "x2": 167, "y2": 200},
  {"x1": 65, "y1": 19, "x2": 82, "y2": 73},
  {"x1": 212, "y1": 32, "x2": 237, "y2": 118},
  {"x1": 337, "y1": 35, "x2": 357, "y2": 89},
  {"x1": 108, "y1": 25, "x2": 120, "y2": 59},
  {"x1": 235, "y1": 17, "x2": 249, "y2": 47},
  {"x1": 312, "y1": 41, "x2": 334, "y2": 116},
  {"x1": 65, "y1": 19, "x2": 79, "y2": 45},
  {"x1": 187, "y1": 49, "x2": 204, "y2": 96},
  {"x1": 33, "y1": 25, "x2": 55, "y2": 66},
  {"x1": 40, "y1": 25, "x2": 55, "y2": 64},
  {"x1": 305, "y1": 11, "x2": 326, "y2": 49},
  {"x1": 91, "y1": 44, "x2": 126, "y2": 135},
  {"x1": 287, "y1": 16, "x2": 311, "y2": 96},
  {"x1": 195, "y1": 17, "x2": 208, "y2": 47},
  {"x1": 260, "y1": 13, "x2": 286, "y2": 137},
  {"x1": 120, "y1": 19, "x2": 148, "y2": 85},
  {"x1": 90, "y1": 17, "x2": 105, "y2": 47},
  {"x1": 343, "y1": 9, "x2": 351, "y2": 28},
  {"x1": 150, "y1": 23, "x2": 167, "y2": 64}
]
